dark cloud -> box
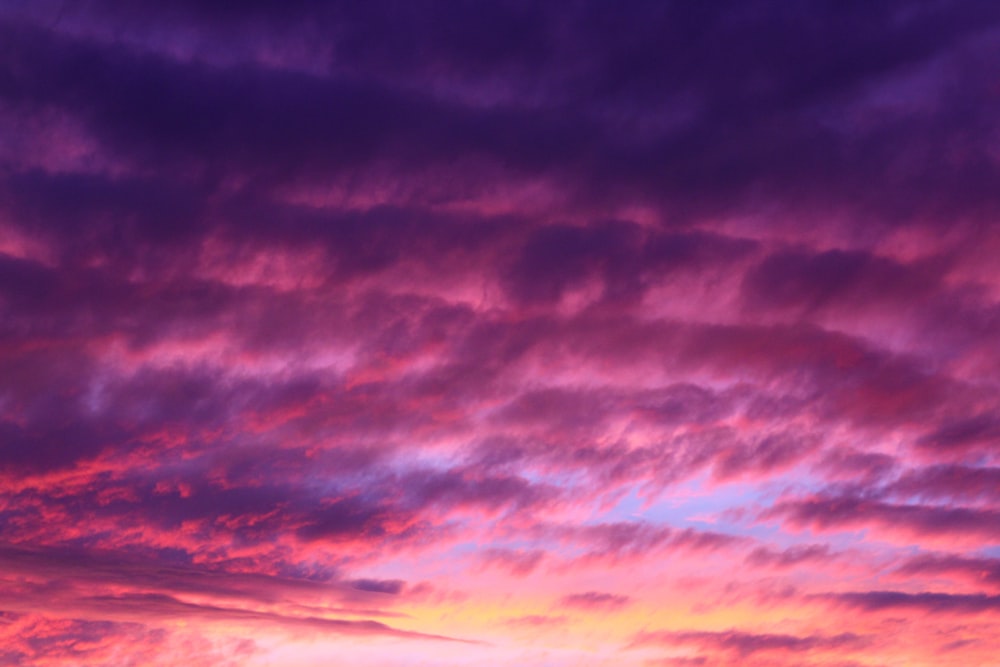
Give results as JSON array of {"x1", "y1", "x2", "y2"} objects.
[
  {"x1": 404, "y1": 467, "x2": 559, "y2": 514},
  {"x1": 917, "y1": 414, "x2": 1000, "y2": 452},
  {"x1": 742, "y1": 248, "x2": 944, "y2": 313},
  {"x1": 711, "y1": 432, "x2": 811, "y2": 480},
  {"x1": 631, "y1": 628, "x2": 868, "y2": 657},
  {"x1": 826, "y1": 591, "x2": 1000, "y2": 615},
  {"x1": 3, "y1": 1, "x2": 999, "y2": 223},
  {"x1": 745, "y1": 544, "x2": 836, "y2": 570},
  {"x1": 816, "y1": 449, "x2": 897, "y2": 483},
  {"x1": 0, "y1": 418, "x2": 124, "y2": 474},
  {"x1": 503, "y1": 223, "x2": 754, "y2": 306},
  {"x1": 887, "y1": 465, "x2": 1000, "y2": 502},
  {"x1": 0, "y1": 543, "x2": 405, "y2": 614},
  {"x1": 669, "y1": 528, "x2": 745, "y2": 553},
  {"x1": 0, "y1": 20, "x2": 597, "y2": 190},
  {"x1": 765, "y1": 495, "x2": 1000, "y2": 540},
  {"x1": 557, "y1": 521, "x2": 675, "y2": 562},
  {"x1": 558, "y1": 591, "x2": 631, "y2": 611},
  {"x1": 348, "y1": 579, "x2": 406, "y2": 595},
  {"x1": 895, "y1": 553, "x2": 1000, "y2": 590}
]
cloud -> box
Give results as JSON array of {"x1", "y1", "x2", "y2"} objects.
[
  {"x1": 631, "y1": 628, "x2": 869, "y2": 657},
  {"x1": 745, "y1": 544, "x2": 837, "y2": 570},
  {"x1": 503, "y1": 614, "x2": 566, "y2": 628},
  {"x1": 38, "y1": 591, "x2": 468, "y2": 642},
  {"x1": 0, "y1": 546, "x2": 474, "y2": 645},
  {"x1": 0, "y1": 543, "x2": 407, "y2": 615},
  {"x1": 347, "y1": 579, "x2": 406, "y2": 595},
  {"x1": 501, "y1": 222, "x2": 753, "y2": 306},
  {"x1": 1, "y1": 1, "x2": 1000, "y2": 664},
  {"x1": 887, "y1": 464, "x2": 1000, "y2": 502},
  {"x1": 824, "y1": 591, "x2": 1000, "y2": 615},
  {"x1": 894, "y1": 553, "x2": 1000, "y2": 590},
  {"x1": 4, "y1": 0, "x2": 999, "y2": 225},
  {"x1": 558, "y1": 591, "x2": 631, "y2": 611},
  {"x1": 764, "y1": 495, "x2": 1000, "y2": 541},
  {"x1": 479, "y1": 548, "x2": 546, "y2": 576},
  {"x1": 0, "y1": 613, "x2": 257, "y2": 667},
  {"x1": 742, "y1": 248, "x2": 943, "y2": 314},
  {"x1": 917, "y1": 415, "x2": 1000, "y2": 452}
]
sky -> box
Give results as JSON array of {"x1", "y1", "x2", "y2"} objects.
[{"x1": 1, "y1": 1, "x2": 1000, "y2": 665}]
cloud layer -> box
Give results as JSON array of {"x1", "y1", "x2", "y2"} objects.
[{"x1": 2, "y1": 1, "x2": 999, "y2": 665}]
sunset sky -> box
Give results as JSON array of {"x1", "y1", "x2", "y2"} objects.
[{"x1": 2, "y1": 2, "x2": 1000, "y2": 666}]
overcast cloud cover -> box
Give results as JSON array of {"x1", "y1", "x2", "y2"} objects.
[{"x1": 2, "y1": 1, "x2": 1000, "y2": 665}]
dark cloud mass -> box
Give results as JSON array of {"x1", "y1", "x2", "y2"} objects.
[{"x1": 1, "y1": 1, "x2": 999, "y2": 665}]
